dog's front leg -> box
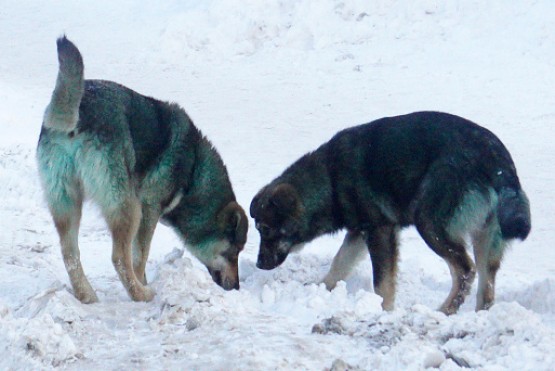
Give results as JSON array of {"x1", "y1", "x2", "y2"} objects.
[
  {"x1": 366, "y1": 225, "x2": 400, "y2": 312},
  {"x1": 323, "y1": 231, "x2": 367, "y2": 290},
  {"x1": 108, "y1": 198, "x2": 155, "y2": 302}
]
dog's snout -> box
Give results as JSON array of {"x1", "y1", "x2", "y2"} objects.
[
  {"x1": 225, "y1": 278, "x2": 240, "y2": 291},
  {"x1": 207, "y1": 265, "x2": 239, "y2": 291},
  {"x1": 213, "y1": 269, "x2": 222, "y2": 285},
  {"x1": 256, "y1": 259, "x2": 265, "y2": 270},
  {"x1": 220, "y1": 273, "x2": 240, "y2": 291},
  {"x1": 256, "y1": 257, "x2": 274, "y2": 270},
  {"x1": 256, "y1": 247, "x2": 287, "y2": 270}
]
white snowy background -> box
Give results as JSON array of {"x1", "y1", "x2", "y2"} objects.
[{"x1": 1, "y1": 0, "x2": 554, "y2": 369}]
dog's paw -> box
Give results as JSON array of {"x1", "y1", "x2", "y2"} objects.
[
  {"x1": 76, "y1": 290, "x2": 99, "y2": 304},
  {"x1": 322, "y1": 277, "x2": 338, "y2": 291},
  {"x1": 139, "y1": 273, "x2": 148, "y2": 286},
  {"x1": 135, "y1": 285, "x2": 156, "y2": 302}
]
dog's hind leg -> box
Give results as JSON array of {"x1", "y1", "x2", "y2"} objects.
[
  {"x1": 52, "y1": 196, "x2": 99, "y2": 303},
  {"x1": 132, "y1": 204, "x2": 160, "y2": 285},
  {"x1": 39, "y1": 142, "x2": 97, "y2": 303},
  {"x1": 415, "y1": 215, "x2": 476, "y2": 315},
  {"x1": 413, "y1": 167, "x2": 477, "y2": 315},
  {"x1": 366, "y1": 224, "x2": 399, "y2": 311},
  {"x1": 472, "y1": 218, "x2": 505, "y2": 311},
  {"x1": 106, "y1": 197, "x2": 155, "y2": 302},
  {"x1": 322, "y1": 231, "x2": 367, "y2": 290}
]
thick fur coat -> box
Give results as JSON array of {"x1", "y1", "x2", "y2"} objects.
[
  {"x1": 38, "y1": 37, "x2": 247, "y2": 303},
  {"x1": 251, "y1": 112, "x2": 530, "y2": 314}
]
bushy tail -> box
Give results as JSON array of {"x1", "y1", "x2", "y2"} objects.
[
  {"x1": 43, "y1": 36, "x2": 84, "y2": 132},
  {"x1": 497, "y1": 187, "x2": 531, "y2": 240}
]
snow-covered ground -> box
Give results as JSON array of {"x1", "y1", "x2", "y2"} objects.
[{"x1": 1, "y1": 0, "x2": 554, "y2": 369}]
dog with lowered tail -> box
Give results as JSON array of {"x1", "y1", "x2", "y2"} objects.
[{"x1": 250, "y1": 111, "x2": 530, "y2": 314}]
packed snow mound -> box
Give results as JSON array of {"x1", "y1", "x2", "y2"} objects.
[
  {"x1": 3, "y1": 241, "x2": 553, "y2": 369},
  {"x1": 0, "y1": 299, "x2": 81, "y2": 369},
  {"x1": 314, "y1": 303, "x2": 555, "y2": 369}
]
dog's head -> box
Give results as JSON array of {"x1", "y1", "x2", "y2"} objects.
[
  {"x1": 250, "y1": 183, "x2": 306, "y2": 270},
  {"x1": 192, "y1": 201, "x2": 248, "y2": 291},
  {"x1": 162, "y1": 197, "x2": 248, "y2": 290}
]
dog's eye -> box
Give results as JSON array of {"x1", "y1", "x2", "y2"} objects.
[
  {"x1": 260, "y1": 226, "x2": 271, "y2": 236},
  {"x1": 256, "y1": 222, "x2": 273, "y2": 238}
]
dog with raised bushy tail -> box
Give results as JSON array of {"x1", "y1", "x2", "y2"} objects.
[
  {"x1": 250, "y1": 111, "x2": 530, "y2": 314},
  {"x1": 38, "y1": 36, "x2": 248, "y2": 303}
]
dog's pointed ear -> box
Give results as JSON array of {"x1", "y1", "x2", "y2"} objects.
[
  {"x1": 219, "y1": 201, "x2": 248, "y2": 245},
  {"x1": 270, "y1": 183, "x2": 300, "y2": 215}
]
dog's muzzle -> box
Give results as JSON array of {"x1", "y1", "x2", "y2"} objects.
[
  {"x1": 207, "y1": 267, "x2": 239, "y2": 290},
  {"x1": 256, "y1": 244, "x2": 288, "y2": 270}
]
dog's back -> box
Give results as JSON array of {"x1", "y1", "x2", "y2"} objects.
[
  {"x1": 38, "y1": 38, "x2": 203, "y2": 214},
  {"x1": 326, "y1": 112, "x2": 530, "y2": 236}
]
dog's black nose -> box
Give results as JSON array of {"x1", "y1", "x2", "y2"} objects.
[
  {"x1": 256, "y1": 245, "x2": 290, "y2": 270},
  {"x1": 207, "y1": 267, "x2": 240, "y2": 290},
  {"x1": 221, "y1": 279, "x2": 239, "y2": 291},
  {"x1": 256, "y1": 259, "x2": 270, "y2": 270},
  {"x1": 256, "y1": 255, "x2": 279, "y2": 270}
]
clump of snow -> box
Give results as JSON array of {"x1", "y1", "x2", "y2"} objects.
[
  {"x1": 0, "y1": 300, "x2": 81, "y2": 368},
  {"x1": 19, "y1": 314, "x2": 82, "y2": 366}
]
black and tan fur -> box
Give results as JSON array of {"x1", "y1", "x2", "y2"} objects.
[{"x1": 250, "y1": 112, "x2": 530, "y2": 314}]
